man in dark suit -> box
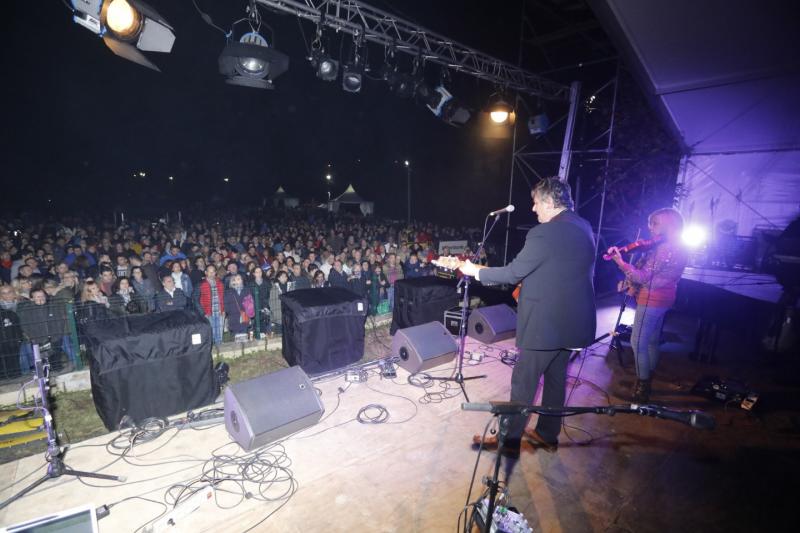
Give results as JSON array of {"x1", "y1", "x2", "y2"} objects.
[{"x1": 459, "y1": 177, "x2": 596, "y2": 453}]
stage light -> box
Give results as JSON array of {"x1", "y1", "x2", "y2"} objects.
[
  {"x1": 69, "y1": 0, "x2": 175, "y2": 71},
  {"x1": 416, "y1": 84, "x2": 472, "y2": 127},
  {"x1": 488, "y1": 99, "x2": 513, "y2": 124},
  {"x1": 219, "y1": 31, "x2": 289, "y2": 89},
  {"x1": 105, "y1": 0, "x2": 138, "y2": 36},
  {"x1": 528, "y1": 113, "x2": 550, "y2": 134},
  {"x1": 342, "y1": 64, "x2": 363, "y2": 92},
  {"x1": 311, "y1": 50, "x2": 338, "y2": 81},
  {"x1": 682, "y1": 225, "x2": 708, "y2": 248}
]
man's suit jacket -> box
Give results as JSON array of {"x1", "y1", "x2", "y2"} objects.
[{"x1": 479, "y1": 210, "x2": 596, "y2": 350}]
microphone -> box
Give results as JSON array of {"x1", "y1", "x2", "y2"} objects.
[
  {"x1": 634, "y1": 404, "x2": 716, "y2": 430},
  {"x1": 488, "y1": 205, "x2": 515, "y2": 217}
]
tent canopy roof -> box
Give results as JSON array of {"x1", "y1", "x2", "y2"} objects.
[{"x1": 591, "y1": 0, "x2": 800, "y2": 155}]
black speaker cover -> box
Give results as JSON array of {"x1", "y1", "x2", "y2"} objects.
[
  {"x1": 391, "y1": 321, "x2": 458, "y2": 374},
  {"x1": 281, "y1": 288, "x2": 367, "y2": 375},
  {"x1": 467, "y1": 304, "x2": 517, "y2": 344},
  {"x1": 224, "y1": 365, "x2": 325, "y2": 451},
  {"x1": 84, "y1": 310, "x2": 216, "y2": 431},
  {"x1": 391, "y1": 277, "x2": 458, "y2": 334}
]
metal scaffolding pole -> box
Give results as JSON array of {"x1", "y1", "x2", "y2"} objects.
[
  {"x1": 593, "y1": 60, "x2": 621, "y2": 258},
  {"x1": 558, "y1": 81, "x2": 581, "y2": 181}
]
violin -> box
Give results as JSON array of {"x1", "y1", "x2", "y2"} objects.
[{"x1": 602, "y1": 235, "x2": 664, "y2": 260}]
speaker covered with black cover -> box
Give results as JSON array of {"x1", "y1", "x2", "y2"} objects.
[
  {"x1": 391, "y1": 321, "x2": 458, "y2": 374},
  {"x1": 391, "y1": 277, "x2": 458, "y2": 334},
  {"x1": 281, "y1": 288, "x2": 367, "y2": 374},
  {"x1": 467, "y1": 304, "x2": 517, "y2": 344},
  {"x1": 84, "y1": 310, "x2": 216, "y2": 431},
  {"x1": 224, "y1": 365, "x2": 324, "y2": 451}
]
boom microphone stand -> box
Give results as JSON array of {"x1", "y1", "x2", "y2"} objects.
[
  {"x1": 429, "y1": 213, "x2": 503, "y2": 402},
  {"x1": 462, "y1": 400, "x2": 715, "y2": 533},
  {"x1": 0, "y1": 344, "x2": 124, "y2": 511}
]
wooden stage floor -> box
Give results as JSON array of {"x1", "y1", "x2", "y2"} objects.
[{"x1": 1, "y1": 302, "x2": 798, "y2": 532}]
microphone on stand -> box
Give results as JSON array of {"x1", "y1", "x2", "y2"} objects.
[
  {"x1": 488, "y1": 205, "x2": 515, "y2": 217},
  {"x1": 633, "y1": 404, "x2": 716, "y2": 430}
]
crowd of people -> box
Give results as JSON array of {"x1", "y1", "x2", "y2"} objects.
[{"x1": 0, "y1": 208, "x2": 487, "y2": 378}]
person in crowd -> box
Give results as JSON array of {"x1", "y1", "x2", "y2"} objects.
[
  {"x1": 141, "y1": 251, "x2": 160, "y2": 284},
  {"x1": 328, "y1": 259, "x2": 349, "y2": 289},
  {"x1": 311, "y1": 270, "x2": 329, "y2": 288},
  {"x1": 55, "y1": 271, "x2": 81, "y2": 303},
  {"x1": 109, "y1": 277, "x2": 145, "y2": 315},
  {"x1": 370, "y1": 263, "x2": 388, "y2": 313},
  {"x1": 115, "y1": 254, "x2": 130, "y2": 278},
  {"x1": 290, "y1": 264, "x2": 311, "y2": 290},
  {"x1": 130, "y1": 265, "x2": 157, "y2": 312},
  {"x1": 190, "y1": 256, "x2": 206, "y2": 287},
  {"x1": 169, "y1": 260, "x2": 193, "y2": 299},
  {"x1": 155, "y1": 274, "x2": 188, "y2": 312},
  {"x1": 159, "y1": 244, "x2": 186, "y2": 266},
  {"x1": 97, "y1": 267, "x2": 115, "y2": 297},
  {"x1": 269, "y1": 271, "x2": 290, "y2": 333},
  {"x1": 248, "y1": 266, "x2": 271, "y2": 335},
  {"x1": 403, "y1": 253, "x2": 425, "y2": 278},
  {"x1": 198, "y1": 264, "x2": 225, "y2": 345},
  {"x1": 0, "y1": 284, "x2": 25, "y2": 377},
  {"x1": 18, "y1": 287, "x2": 74, "y2": 371},
  {"x1": 384, "y1": 253, "x2": 404, "y2": 309},
  {"x1": 224, "y1": 274, "x2": 252, "y2": 338},
  {"x1": 348, "y1": 263, "x2": 368, "y2": 299},
  {"x1": 606, "y1": 207, "x2": 688, "y2": 402},
  {"x1": 459, "y1": 177, "x2": 596, "y2": 455}
]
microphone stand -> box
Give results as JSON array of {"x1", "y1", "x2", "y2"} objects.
[
  {"x1": 0, "y1": 344, "x2": 124, "y2": 512},
  {"x1": 429, "y1": 213, "x2": 503, "y2": 402},
  {"x1": 463, "y1": 400, "x2": 715, "y2": 533}
]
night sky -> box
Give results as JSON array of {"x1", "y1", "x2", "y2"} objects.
[{"x1": 0, "y1": 1, "x2": 615, "y2": 225}]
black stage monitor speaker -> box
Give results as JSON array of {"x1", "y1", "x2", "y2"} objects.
[
  {"x1": 468, "y1": 304, "x2": 517, "y2": 344},
  {"x1": 391, "y1": 321, "x2": 458, "y2": 374},
  {"x1": 224, "y1": 365, "x2": 325, "y2": 451}
]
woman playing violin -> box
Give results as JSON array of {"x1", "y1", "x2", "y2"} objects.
[{"x1": 606, "y1": 207, "x2": 688, "y2": 402}]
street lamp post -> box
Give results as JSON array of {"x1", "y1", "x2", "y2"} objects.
[
  {"x1": 325, "y1": 173, "x2": 332, "y2": 201},
  {"x1": 404, "y1": 160, "x2": 411, "y2": 224}
]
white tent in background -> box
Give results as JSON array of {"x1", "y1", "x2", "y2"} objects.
[
  {"x1": 272, "y1": 186, "x2": 299, "y2": 208},
  {"x1": 328, "y1": 184, "x2": 374, "y2": 215}
]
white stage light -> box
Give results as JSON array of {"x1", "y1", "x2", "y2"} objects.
[{"x1": 682, "y1": 225, "x2": 708, "y2": 247}]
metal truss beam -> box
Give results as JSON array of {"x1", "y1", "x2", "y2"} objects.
[{"x1": 256, "y1": 0, "x2": 570, "y2": 100}]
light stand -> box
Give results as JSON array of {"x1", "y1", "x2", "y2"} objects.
[
  {"x1": 463, "y1": 401, "x2": 715, "y2": 533},
  {"x1": 428, "y1": 214, "x2": 502, "y2": 401},
  {"x1": 0, "y1": 344, "x2": 124, "y2": 511}
]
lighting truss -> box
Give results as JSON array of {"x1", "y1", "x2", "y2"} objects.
[{"x1": 255, "y1": 0, "x2": 570, "y2": 100}]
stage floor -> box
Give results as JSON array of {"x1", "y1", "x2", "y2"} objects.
[{"x1": 1, "y1": 302, "x2": 798, "y2": 532}]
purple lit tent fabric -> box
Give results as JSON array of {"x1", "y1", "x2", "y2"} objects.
[
  {"x1": 327, "y1": 184, "x2": 375, "y2": 216},
  {"x1": 590, "y1": 0, "x2": 800, "y2": 235}
]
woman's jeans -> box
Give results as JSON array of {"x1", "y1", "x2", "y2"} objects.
[{"x1": 631, "y1": 304, "x2": 669, "y2": 381}]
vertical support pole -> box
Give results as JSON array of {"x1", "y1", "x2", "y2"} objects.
[
  {"x1": 558, "y1": 81, "x2": 581, "y2": 181},
  {"x1": 503, "y1": 97, "x2": 520, "y2": 267},
  {"x1": 594, "y1": 61, "x2": 621, "y2": 258}
]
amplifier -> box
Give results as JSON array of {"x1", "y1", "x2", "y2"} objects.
[{"x1": 443, "y1": 305, "x2": 469, "y2": 335}]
